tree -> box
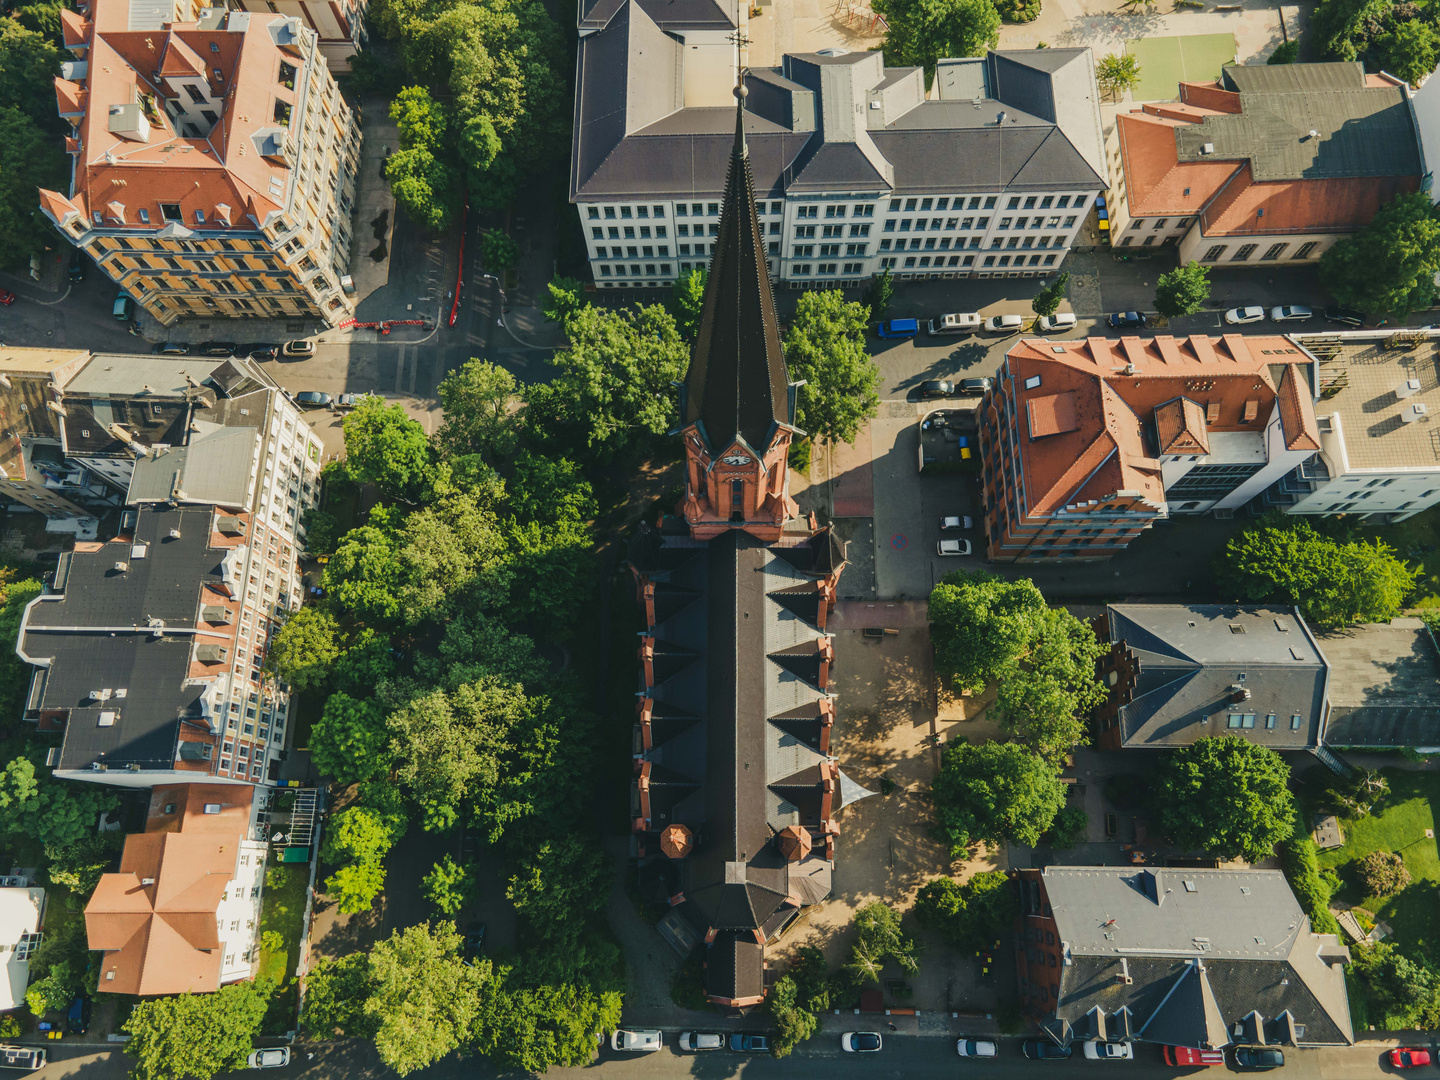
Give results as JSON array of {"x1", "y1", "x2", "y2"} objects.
[
  {"x1": 1268, "y1": 39, "x2": 1300, "y2": 63},
  {"x1": 931, "y1": 741, "x2": 1066, "y2": 853},
  {"x1": 0, "y1": 754, "x2": 116, "y2": 850},
  {"x1": 1096, "y1": 53, "x2": 1141, "y2": 98},
  {"x1": 324, "y1": 862, "x2": 386, "y2": 915},
  {"x1": 670, "y1": 268, "x2": 707, "y2": 342},
  {"x1": 1152, "y1": 736, "x2": 1295, "y2": 861},
  {"x1": 928, "y1": 570, "x2": 1049, "y2": 693},
  {"x1": 767, "y1": 975, "x2": 818, "y2": 1057},
  {"x1": 1031, "y1": 272, "x2": 1069, "y2": 318},
  {"x1": 123, "y1": 980, "x2": 271, "y2": 1080},
  {"x1": 541, "y1": 276, "x2": 585, "y2": 325},
  {"x1": 0, "y1": 21, "x2": 63, "y2": 128},
  {"x1": 301, "y1": 954, "x2": 376, "y2": 1038},
  {"x1": 342, "y1": 396, "x2": 434, "y2": 503},
  {"x1": 480, "y1": 230, "x2": 519, "y2": 272},
  {"x1": 479, "y1": 981, "x2": 621, "y2": 1072},
  {"x1": 914, "y1": 870, "x2": 1017, "y2": 952},
  {"x1": 993, "y1": 606, "x2": 1106, "y2": 764},
  {"x1": 1215, "y1": 518, "x2": 1419, "y2": 629},
  {"x1": 322, "y1": 805, "x2": 402, "y2": 867},
  {"x1": 1153, "y1": 261, "x2": 1211, "y2": 318},
  {"x1": 435, "y1": 359, "x2": 520, "y2": 460},
  {"x1": 872, "y1": 0, "x2": 1001, "y2": 81},
  {"x1": 1357, "y1": 850, "x2": 1411, "y2": 897},
  {"x1": 842, "y1": 902, "x2": 919, "y2": 984},
  {"x1": 1321, "y1": 191, "x2": 1440, "y2": 317},
  {"x1": 45, "y1": 834, "x2": 112, "y2": 895},
  {"x1": 783, "y1": 290, "x2": 881, "y2": 445},
  {"x1": 263, "y1": 606, "x2": 342, "y2": 692},
  {"x1": 1374, "y1": 18, "x2": 1437, "y2": 84},
  {"x1": 861, "y1": 267, "x2": 894, "y2": 320},
  {"x1": 423, "y1": 855, "x2": 476, "y2": 914},
  {"x1": 1350, "y1": 941, "x2": 1440, "y2": 1029},
  {"x1": 0, "y1": 107, "x2": 66, "y2": 272},
  {"x1": 311, "y1": 692, "x2": 393, "y2": 785},
  {"x1": 299, "y1": 508, "x2": 344, "y2": 556},
  {"x1": 386, "y1": 87, "x2": 457, "y2": 231},
  {"x1": 1045, "y1": 805, "x2": 1089, "y2": 848},
  {"x1": 506, "y1": 835, "x2": 613, "y2": 937}
]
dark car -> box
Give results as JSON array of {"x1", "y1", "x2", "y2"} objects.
[
  {"x1": 68, "y1": 250, "x2": 87, "y2": 283},
  {"x1": 1022, "y1": 1040, "x2": 1073, "y2": 1060},
  {"x1": 248, "y1": 343, "x2": 281, "y2": 360},
  {"x1": 154, "y1": 342, "x2": 189, "y2": 355},
  {"x1": 1324, "y1": 305, "x2": 1365, "y2": 328},
  {"x1": 729, "y1": 1033, "x2": 769, "y2": 1053},
  {"x1": 958, "y1": 377, "x2": 992, "y2": 395},
  {"x1": 1108, "y1": 311, "x2": 1144, "y2": 329},
  {"x1": 1234, "y1": 1047, "x2": 1284, "y2": 1071},
  {"x1": 196, "y1": 341, "x2": 238, "y2": 357},
  {"x1": 294, "y1": 391, "x2": 333, "y2": 407},
  {"x1": 918, "y1": 380, "x2": 955, "y2": 399},
  {"x1": 462, "y1": 922, "x2": 486, "y2": 962},
  {"x1": 66, "y1": 995, "x2": 91, "y2": 1035}
]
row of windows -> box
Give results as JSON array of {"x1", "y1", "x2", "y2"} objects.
[
  {"x1": 884, "y1": 214, "x2": 1078, "y2": 234},
  {"x1": 889, "y1": 193, "x2": 1086, "y2": 213},
  {"x1": 791, "y1": 244, "x2": 868, "y2": 257},
  {"x1": 793, "y1": 224, "x2": 873, "y2": 239},
  {"x1": 876, "y1": 253, "x2": 1059, "y2": 270},
  {"x1": 1200, "y1": 241, "x2": 1319, "y2": 263},
  {"x1": 790, "y1": 263, "x2": 867, "y2": 276},
  {"x1": 1226, "y1": 712, "x2": 1304, "y2": 730},
  {"x1": 882, "y1": 235, "x2": 1064, "y2": 252},
  {"x1": 586, "y1": 194, "x2": 1089, "y2": 224}
]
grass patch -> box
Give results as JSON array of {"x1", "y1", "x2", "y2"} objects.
[
  {"x1": 1316, "y1": 769, "x2": 1440, "y2": 959},
  {"x1": 257, "y1": 856, "x2": 308, "y2": 1033}
]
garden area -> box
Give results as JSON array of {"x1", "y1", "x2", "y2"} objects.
[
  {"x1": 256, "y1": 854, "x2": 310, "y2": 1033},
  {"x1": 1357, "y1": 504, "x2": 1440, "y2": 610}
]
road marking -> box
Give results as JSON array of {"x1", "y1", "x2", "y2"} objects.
[
  {"x1": 394, "y1": 349, "x2": 406, "y2": 390},
  {"x1": 29, "y1": 286, "x2": 72, "y2": 307},
  {"x1": 890, "y1": 533, "x2": 909, "y2": 551}
]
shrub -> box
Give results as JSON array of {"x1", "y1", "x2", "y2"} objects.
[
  {"x1": 0, "y1": 1015, "x2": 20, "y2": 1038},
  {"x1": 1279, "y1": 835, "x2": 1340, "y2": 935},
  {"x1": 1268, "y1": 39, "x2": 1299, "y2": 63},
  {"x1": 996, "y1": 0, "x2": 1041, "y2": 19},
  {"x1": 1356, "y1": 850, "x2": 1411, "y2": 898},
  {"x1": 1046, "y1": 805, "x2": 1088, "y2": 848},
  {"x1": 788, "y1": 439, "x2": 812, "y2": 474}
]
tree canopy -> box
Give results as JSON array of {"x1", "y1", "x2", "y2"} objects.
[
  {"x1": 784, "y1": 289, "x2": 881, "y2": 445},
  {"x1": 123, "y1": 980, "x2": 271, "y2": 1080},
  {"x1": 1320, "y1": 191, "x2": 1440, "y2": 317},
  {"x1": 914, "y1": 870, "x2": 1017, "y2": 952},
  {"x1": 1311, "y1": 0, "x2": 1440, "y2": 85},
  {"x1": 0, "y1": 105, "x2": 66, "y2": 272},
  {"x1": 994, "y1": 606, "x2": 1106, "y2": 763},
  {"x1": 435, "y1": 359, "x2": 520, "y2": 460},
  {"x1": 1153, "y1": 261, "x2": 1211, "y2": 318},
  {"x1": 1096, "y1": 53, "x2": 1141, "y2": 98},
  {"x1": 264, "y1": 606, "x2": 342, "y2": 692},
  {"x1": 1215, "y1": 517, "x2": 1419, "y2": 629},
  {"x1": 1152, "y1": 736, "x2": 1295, "y2": 861},
  {"x1": 928, "y1": 570, "x2": 1050, "y2": 693},
  {"x1": 0, "y1": 753, "x2": 116, "y2": 850},
  {"x1": 670, "y1": 268, "x2": 707, "y2": 343},
  {"x1": 341, "y1": 395, "x2": 435, "y2": 503},
  {"x1": 1031, "y1": 272, "x2": 1069, "y2": 318},
  {"x1": 931, "y1": 741, "x2": 1066, "y2": 853},
  {"x1": 872, "y1": 0, "x2": 1001, "y2": 81}
]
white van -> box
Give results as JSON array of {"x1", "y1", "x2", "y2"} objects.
[{"x1": 928, "y1": 312, "x2": 982, "y2": 336}]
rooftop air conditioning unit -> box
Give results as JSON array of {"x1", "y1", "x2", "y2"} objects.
[
  {"x1": 168, "y1": 528, "x2": 182, "y2": 539},
  {"x1": 113, "y1": 561, "x2": 129, "y2": 572},
  {"x1": 1201, "y1": 143, "x2": 1214, "y2": 155},
  {"x1": 141, "y1": 878, "x2": 155, "y2": 886}
]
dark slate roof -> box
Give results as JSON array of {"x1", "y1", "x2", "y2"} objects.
[
  {"x1": 578, "y1": 0, "x2": 733, "y2": 32},
  {"x1": 1313, "y1": 621, "x2": 1440, "y2": 748},
  {"x1": 683, "y1": 100, "x2": 791, "y2": 456},
  {"x1": 19, "y1": 506, "x2": 224, "y2": 771},
  {"x1": 1104, "y1": 604, "x2": 1327, "y2": 749}
]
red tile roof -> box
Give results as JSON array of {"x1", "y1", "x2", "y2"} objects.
[
  {"x1": 1116, "y1": 111, "x2": 1241, "y2": 217},
  {"x1": 1155, "y1": 397, "x2": 1210, "y2": 454},
  {"x1": 1200, "y1": 163, "x2": 1420, "y2": 236},
  {"x1": 1278, "y1": 364, "x2": 1321, "y2": 451}
]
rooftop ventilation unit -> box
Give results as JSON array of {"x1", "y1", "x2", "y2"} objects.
[
  {"x1": 141, "y1": 877, "x2": 155, "y2": 885},
  {"x1": 1403, "y1": 403, "x2": 1429, "y2": 424},
  {"x1": 113, "y1": 561, "x2": 129, "y2": 573},
  {"x1": 1397, "y1": 378, "x2": 1422, "y2": 399},
  {"x1": 168, "y1": 528, "x2": 182, "y2": 539},
  {"x1": 1201, "y1": 143, "x2": 1214, "y2": 155}
]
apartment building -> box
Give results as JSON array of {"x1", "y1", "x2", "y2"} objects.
[
  {"x1": 1262, "y1": 336, "x2": 1440, "y2": 521},
  {"x1": 15, "y1": 352, "x2": 321, "y2": 789},
  {"x1": 39, "y1": 0, "x2": 361, "y2": 327},
  {"x1": 228, "y1": 0, "x2": 367, "y2": 71},
  {"x1": 1106, "y1": 64, "x2": 1419, "y2": 267},
  {"x1": 571, "y1": 1, "x2": 1107, "y2": 289},
  {"x1": 978, "y1": 334, "x2": 1321, "y2": 562}
]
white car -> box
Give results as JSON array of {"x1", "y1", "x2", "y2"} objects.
[
  {"x1": 281, "y1": 339, "x2": 316, "y2": 357},
  {"x1": 1037, "y1": 313, "x2": 1077, "y2": 332},
  {"x1": 1224, "y1": 306, "x2": 1266, "y2": 325},
  {"x1": 938, "y1": 538, "x2": 972, "y2": 556},
  {"x1": 1270, "y1": 304, "x2": 1314, "y2": 322},
  {"x1": 841, "y1": 1032, "x2": 883, "y2": 1053},
  {"x1": 984, "y1": 314, "x2": 1024, "y2": 335},
  {"x1": 611, "y1": 1029, "x2": 663, "y2": 1052},
  {"x1": 1083, "y1": 1040, "x2": 1134, "y2": 1060},
  {"x1": 929, "y1": 312, "x2": 982, "y2": 335},
  {"x1": 678, "y1": 1031, "x2": 722, "y2": 1051},
  {"x1": 940, "y1": 515, "x2": 973, "y2": 531},
  {"x1": 247, "y1": 1049, "x2": 290, "y2": 1069},
  {"x1": 957, "y1": 1037, "x2": 999, "y2": 1057}
]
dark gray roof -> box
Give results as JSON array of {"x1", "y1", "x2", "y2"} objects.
[
  {"x1": 1174, "y1": 63, "x2": 1420, "y2": 181},
  {"x1": 19, "y1": 506, "x2": 225, "y2": 771},
  {"x1": 127, "y1": 425, "x2": 258, "y2": 509},
  {"x1": 1315, "y1": 621, "x2": 1440, "y2": 748},
  {"x1": 578, "y1": 0, "x2": 732, "y2": 32},
  {"x1": 683, "y1": 100, "x2": 791, "y2": 455},
  {"x1": 1104, "y1": 604, "x2": 1327, "y2": 749}
]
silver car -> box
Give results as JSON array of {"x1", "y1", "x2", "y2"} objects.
[
  {"x1": 1224, "y1": 306, "x2": 1266, "y2": 325},
  {"x1": 1270, "y1": 304, "x2": 1313, "y2": 322},
  {"x1": 610, "y1": 1029, "x2": 662, "y2": 1052},
  {"x1": 938, "y1": 538, "x2": 972, "y2": 556}
]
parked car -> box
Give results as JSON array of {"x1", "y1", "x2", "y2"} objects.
[
  {"x1": 68, "y1": 250, "x2": 87, "y2": 282},
  {"x1": 729, "y1": 1033, "x2": 770, "y2": 1053},
  {"x1": 1163, "y1": 1046, "x2": 1225, "y2": 1066},
  {"x1": 679, "y1": 1032, "x2": 723, "y2": 1051},
  {"x1": 957, "y1": 1037, "x2": 999, "y2": 1058},
  {"x1": 1083, "y1": 1040, "x2": 1133, "y2": 1060},
  {"x1": 246, "y1": 1049, "x2": 290, "y2": 1069},
  {"x1": 462, "y1": 921, "x2": 486, "y2": 962},
  {"x1": 336, "y1": 392, "x2": 361, "y2": 408},
  {"x1": 1234, "y1": 1047, "x2": 1284, "y2": 1071},
  {"x1": 0, "y1": 291, "x2": 13, "y2": 307},
  {"x1": 939, "y1": 515, "x2": 972, "y2": 531},
  {"x1": 294, "y1": 391, "x2": 333, "y2": 407},
  {"x1": 1037, "y1": 312, "x2": 1077, "y2": 333},
  {"x1": 196, "y1": 341, "x2": 237, "y2": 357},
  {"x1": 154, "y1": 342, "x2": 189, "y2": 355},
  {"x1": 928, "y1": 312, "x2": 981, "y2": 335},
  {"x1": 876, "y1": 318, "x2": 921, "y2": 338},
  {"x1": 0, "y1": 1047, "x2": 45, "y2": 1071},
  {"x1": 65, "y1": 995, "x2": 91, "y2": 1035},
  {"x1": 984, "y1": 314, "x2": 1024, "y2": 335},
  {"x1": 281, "y1": 339, "x2": 316, "y2": 357},
  {"x1": 1022, "y1": 1040, "x2": 1074, "y2": 1060},
  {"x1": 1324, "y1": 305, "x2": 1366, "y2": 328},
  {"x1": 112, "y1": 294, "x2": 135, "y2": 321},
  {"x1": 1390, "y1": 1047, "x2": 1433, "y2": 1069},
  {"x1": 937, "y1": 538, "x2": 971, "y2": 556},
  {"x1": 610, "y1": 1030, "x2": 662, "y2": 1053},
  {"x1": 248, "y1": 343, "x2": 281, "y2": 360},
  {"x1": 1108, "y1": 311, "x2": 1144, "y2": 329},
  {"x1": 1269, "y1": 305, "x2": 1313, "y2": 323},
  {"x1": 959, "y1": 377, "x2": 992, "y2": 395},
  {"x1": 918, "y1": 380, "x2": 955, "y2": 399},
  {"x1": 841, "y1": 1032, "x2": 882, "y2": 1053},
  {"x1": 1224, "y1": 306, "x2": 1266, "y2": 325}
]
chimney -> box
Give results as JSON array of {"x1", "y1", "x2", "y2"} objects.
[
  {"x1": 1117, "y1": 957, "x2": 1133, "y2": 985},
  {"x1": 1403, "y1": 403, "x2": 1429, "y2": 424},
  {"x1": 1397, "y1": 378, "x2": 1421, "y2": 399}
]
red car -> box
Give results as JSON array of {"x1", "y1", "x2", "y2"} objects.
[
  {"x1": 1164, "y1": 1046, "x2": 1225, "y2": 1066},
  {"x1": 0, "y1": 290, "x2": 14, "y2": 306},
  {"x1": 1390, "y1": 1047, "x2": 1432, "y2": 1068}
]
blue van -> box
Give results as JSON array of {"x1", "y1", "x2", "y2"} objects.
[{"x1": 876, "y1": 318, "x2": 920, "y2": 338}]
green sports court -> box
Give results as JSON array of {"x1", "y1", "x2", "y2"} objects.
[{"x1": 1125, "y1": 33, "x2": 1237, "y2": 101}]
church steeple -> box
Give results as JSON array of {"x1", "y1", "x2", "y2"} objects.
[
  {"x1": 677, "y1": 82, "x2": 799, "y2": 543},
  {"x1": 683, "y1": 83, "x2": 791, "y2": 458}
]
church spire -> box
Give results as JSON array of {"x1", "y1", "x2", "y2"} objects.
[{"x1": 682, "y1": 82, "x2": 790, "y2": 457}]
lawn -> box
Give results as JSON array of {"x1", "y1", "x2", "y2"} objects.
[
  {"x1": 1316, "y1": 769, "x2": 1440, "y2": 960},
  {"x1": 257, "y1": 858, "x2": 309, "y2": 985}
]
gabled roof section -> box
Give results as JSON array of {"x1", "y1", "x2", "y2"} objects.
[
  {"x1": 1155, "y1": 397, "x2": 1210, "y2": 455},
  {"x1": 1277, "y1": 364, "x2": 1320, "y2": 451}
]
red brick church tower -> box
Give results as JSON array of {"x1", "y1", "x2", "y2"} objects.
[{"x1": 678, "y1": 86, "x2": 801, "y2": 543}]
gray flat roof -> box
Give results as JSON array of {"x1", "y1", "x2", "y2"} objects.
[
  {"x1": 1317, "y1": 620, "x2": 1440, "y2": 747},
  {"x1": 67, "y1": 355, "x2": 228, "y2": 396},
  {"x1": 1302, "y1": 341, "x2": 1440, "y2": 472}
]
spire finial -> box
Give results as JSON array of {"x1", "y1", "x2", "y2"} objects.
[{"x1": 733, "y1": 81, "x2": 748, "y2": 158}]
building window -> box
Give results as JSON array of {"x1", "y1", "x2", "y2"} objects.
[
  {"x1": 1227, "y1": 714, "x2": 1256, "y2": 728},
  {"x1": 1165, "y1": 462, "x2": 1264, "y2": 498},
  {"x1": 1232, "y1": 244, "x2": 1258, "y2": 261},
  {"x1": 1120, "y1": 237, "x2": 1132, "y2": 247},
  {"x1": 1203, "y1": 245, "x2": 1227, "y2": 261},
  {"x1": 1261, "y1": 243, "x2": 1288, "y2": 261},
  {"x1": 1293, "y1": 241, "x2": 1318, "y2": 259},
  {"x1": 1292, "y1": 714, "x2": 1303, "y2": 729},
  {"x1": 1153, "y1": 219, "x2": 1167, "y2": 229}
]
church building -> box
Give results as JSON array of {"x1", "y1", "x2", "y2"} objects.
[{"x1": 626, "y1": 85, "x2": 871, "y2": 1010}]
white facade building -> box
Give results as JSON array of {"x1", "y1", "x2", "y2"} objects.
[{"x1": 0, "y1": 887, "x2": 45, "y2": 1012}]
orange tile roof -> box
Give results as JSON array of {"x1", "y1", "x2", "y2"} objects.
[
  {"x1": 1027, "y1": 391, "x2": 1080, "y2": 438},
  {"x1": 54, "y1": 79, "x2": 86, "y2": 117},
  {"x1": 1116, "y1": 111, "x2": 1240, "y2": 217},
  {"x1": 85, "y1": 783, "x2": 253, "y2": 996},
  {"x1": 1179, "y1": 81, "x2": 1242, "y2": 113},
  {"x1": 1155, "y1": 397, "x2": 1210, "y2": 454},
  {"x1": 1278, "y1": 364, "x2": 1321, "y2": 451},
  {"x1": 60, "y1": 8, "x2": 91, "y2": 48},
  {"x1": 1200, "y1": 163, "x2": 1420, "y2": 236}
]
